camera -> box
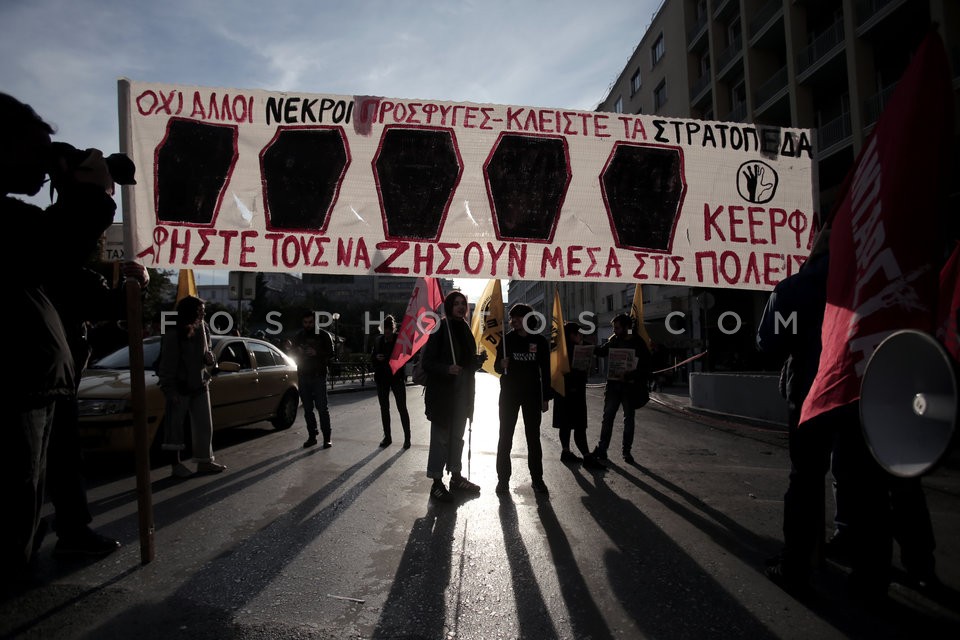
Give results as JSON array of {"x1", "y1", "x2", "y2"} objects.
[{"x1": 48, "y1": 141, "x2": 137, "y2": 187}]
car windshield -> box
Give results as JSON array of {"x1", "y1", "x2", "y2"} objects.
[{"x1": 90, "y1": 340, "x2": 163, "y2": 372}]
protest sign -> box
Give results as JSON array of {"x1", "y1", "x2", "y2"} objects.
[{"x1": 119, "y1": 80, "x2": 816, "y2": 289}]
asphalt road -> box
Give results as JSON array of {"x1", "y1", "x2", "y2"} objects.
[{"x1": 2, "y1": 375, "x2": 959, "y2": 639}]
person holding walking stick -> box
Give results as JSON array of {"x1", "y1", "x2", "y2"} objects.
[{"x1": 421, "y1": 291, "x2": 486, "y2": 502}]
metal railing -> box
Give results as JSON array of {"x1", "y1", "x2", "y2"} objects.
[
  {"x1": 855, "y1": 0, "x2": 902, "y2": 28},
  {"x1": 753, "y1": 65, "x2": 788, "y2": 111},
  {"x1": 716, "y1": 34, "x2": 743, "y2": 75},
  {"x1": 818, "y1": 112, "x2": 852, "y2": 151},
  {"x1": 863, "y1": 82, "x2": 897, "y2": 126},
  {"x1": 727, "y1": 103, "x2": 747, "y2": 123},
  {"x1": 749, "y1": 0, "x2": 782, "y2": 39},
  {"x1": 796, "y1": 19, "x2": 844, "y2": 77},
  {"x1": 689, "y1": 73, "x2": 712, "y2": 102},
  {"x1": 687, "y1": 12, "x2": 708, "y2": 43},
  {"x1": 327, "y1": 360, "x2": 374, "y2": 389}
]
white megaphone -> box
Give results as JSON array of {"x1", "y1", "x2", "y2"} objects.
[{"x1": 860, "y1": 330, "x2": 958, "y2": 477}]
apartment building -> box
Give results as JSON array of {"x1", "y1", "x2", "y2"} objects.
[{"x1": 552, "y1": 0, "x2": 960, "y2": 374}]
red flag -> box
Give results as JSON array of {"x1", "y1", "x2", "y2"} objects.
[
  {"x1": 937, "y1": 243, "x2": 960, "y2": 362},
  {"x1": 800, "y1": 30, "x2": 954, "y2": 424},
  {"x1": 389, "y1": 277, "x2": 445, "y2": 373}
]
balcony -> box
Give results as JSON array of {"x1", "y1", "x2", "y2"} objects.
[
  {"x1": 753, "y1": 66, "x2": 788, "y2": 113},
  {"x1": 728, "y1": 103, "x2": 747, "y2": 123},
  {"x1": 749, "y1": 0, "x2": 783, "y2": 40},
  {"x1": 716, "y1": 34, "x2": 743, "y2": 78},
  {"x1": 713, "y1": 0, "x2": 733, "y2": 20},
  {"x1": 863, "y1": 82, "x2": 897, "y2": 127},
  {"x1": 818, "y1": 112, "x2": 852, "y2": 155},
  {"x1": 855, "y1": 0, "x2": 906, "y2": 32},
  {"x1": 687, "y1": 13, "x2": 708, "y2": 49},
  {"x1": 796, "y1": 19, "x2": 845, "y2": 80},
  {"x1": 689, "y1": 73, "x2": 712, "y2": 103}
]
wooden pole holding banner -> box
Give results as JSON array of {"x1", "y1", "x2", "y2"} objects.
[{"x1": 118, "y1": 78, "x2": 155, "y2": 564}]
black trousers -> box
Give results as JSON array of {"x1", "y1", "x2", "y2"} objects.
[
  {"x1": 376, "y1": 375, "x2": 410, "y2": 438},
  {"x1": 497, "y1": 390, "x2": 543, "y2": 482},
  {"x1": 781, "y1": 402, "x2": 891, "y2": 586}
]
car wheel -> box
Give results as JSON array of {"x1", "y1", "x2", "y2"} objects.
[{"x1": 272, "y1": 390, "x2": 299, "y2": 430}]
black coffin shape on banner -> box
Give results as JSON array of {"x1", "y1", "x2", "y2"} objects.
[
  {"x1": 601, "y1": 143, "x2": 686, "y2": 252},
  {"x1": 261, "y1": 127, "x2": 349, "y2": 232},
  {"x1": 156, "y1": 118, "x2": 238, "y2": 225},
  {"x1": 373, "y1": 127, "x2": 462, "y2": 241},
  {"x1": 485, "y1": 134, "x2": 570, "y2": 242}
]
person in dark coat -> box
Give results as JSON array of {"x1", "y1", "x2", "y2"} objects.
[
  {"x1": 592, "y1": 313, "x2": 652, "y2": 464},
  {"x1": 422, "y1": 291, "x2": 486, "y2": 502},
  {"x1": 757, "y1": 231, "x2": 893, "y2": 600},
  {"x1": 1, "y1": 92, "x2": 117, "y2": 585},
  {"x1": 371, "y1": 315, "x2": 411, "y2": 449},
  {"x1": 495, "y1": 303, "x2": 552, "y2": 495},
  {"x1": 552, "y1": 322, "x2": 605, "y2": 471}
]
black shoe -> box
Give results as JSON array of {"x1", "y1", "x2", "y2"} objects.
[
  {"x1": 593, "y1": 447, "x2": 608, "y2": 461},
  {"x1": 495, "y1": 480, "x2": 510, "y2": 495},
  {"x1": 54, "y1": 528, "x2": 121, "y2": 558},
  {"x1": 560, "y1": 450, "x2": 582, "y2": 464},
  {"x1": 450, "y1": 476, "x2": 481, "y2": 493},
  {"x1": 764, "y1": 562, "x2": 812, "y2": 598},
  {"x1": 303, "y1": 436, "x2": 318, "y2": 448},
  {"x1": 531, "y1": 478, "x2": 549, "y2": 495},
  {"x1": 379, "y1": 437, "x2": 392, "y2": 448},
  {"x1": 403, "y1": 438, "x2": 411, "y2": 449},
  {"x1": 824, "y1": 532, "x2": 853, "y2": 566},
  {"x1": 583, "y1": 454, "x2": 607, "y2": 471},
  {"x1": 623, "y1": 451, "x2": 635, "y2": 464},
  {"x1": 322, "y1": 441, "x2": 332, "y2": 449},
  {"x1": 430, "y1": 481, "x2": 453, "y2": 503}
]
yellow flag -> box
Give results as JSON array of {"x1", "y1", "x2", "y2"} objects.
[
  {"x1": 176, "y1": 268, "x2": 198, "y2": 304},
  {"x1": 630, "y1": 284, "x2": 653, "y2": 348},
  {"x1": 469, "y1": 279, "x2": 504, "y2": 377},
  {"x1": 550, "y1": 289, "x2": 571, "y2": 396}
]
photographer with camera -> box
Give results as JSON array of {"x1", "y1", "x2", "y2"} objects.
[{"x1": 0, "y1": 92, "x2": 125, "y2": 589}]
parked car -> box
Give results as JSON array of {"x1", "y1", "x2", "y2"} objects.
[{"x1": 78, "y1": 335, "x2": 300, "y2": 454}]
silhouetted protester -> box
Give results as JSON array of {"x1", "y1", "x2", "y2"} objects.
[
  {"x1": 371, "y1": 314, "x2": 411, "y2": 448},
  {"x1": 292, "y1": 310, "x2": 334, "y2": 449},
  {"x1": 757, "y1": 235, "x2": 891, "y2": 599},
  {"x1": 1, "y1": 92, "x2": 117, "y2": 586},
  {"x1": 494, "y1": 304, "x2": 552, "y2": 495},
  {"x1": 159, "y1": 295, "x2": 226, "y2": 478},
  {"x1": 829, "y1": 451, "x2": 942, "y2": 592},
  {"x1": 592, "y1": 313, "x2": 652, "y2": 465},
  {"x1": 553, "y1": 322, "x2": 606, "y2": 471},
  {"x1": 422, "y1": 291, "x2": 486, "y2": 502},
  {"x1": 42, "y1": 262, "x2": 147, "y2": 557}
]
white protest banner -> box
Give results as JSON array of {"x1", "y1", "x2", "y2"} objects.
[{"x1": 118, "y1": 79, "x2": 817, "y2": 289}]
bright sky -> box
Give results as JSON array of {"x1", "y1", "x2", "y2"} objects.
[{"x1": 1, "y1": 0, "x2": 661, "y2": 300}]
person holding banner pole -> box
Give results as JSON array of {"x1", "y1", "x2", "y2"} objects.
[
  {"x1": 422, "y1": 291, "x2": 486, "y2": 502},
  {"x1": 1, "y1": 92, "x2": 118, "y2": 586}
]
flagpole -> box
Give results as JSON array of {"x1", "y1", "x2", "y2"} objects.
[{"x1": 119, "y1": 78, "x2": 154, "y2": 565}]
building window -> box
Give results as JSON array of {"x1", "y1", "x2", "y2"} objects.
[
  {"x1": 606, "y1": 294, "x2": 614, "y2": 311},
  {"x1": 654, "y1": 80, "x2": 668, "y2": 111},
  {"x1": 630, "y1": 69, "x2": 642, "y2": 95},
  {"x1": 651, "y1": 33, "x2": 665, "y2": 67},
  {"x1": 614, "y1": 96, "x2": 623, "y2": 113}
]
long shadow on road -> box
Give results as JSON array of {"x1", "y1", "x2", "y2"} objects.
[
  {"x1": 83, "y1": 448, "x2": 402, "y2": 638},
  {"x1": 372, "y1": 500, "x2": 458, "y2": 639},
  {"x1": 572, "y1": 469, "x2": 778, "y2": 639}
]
